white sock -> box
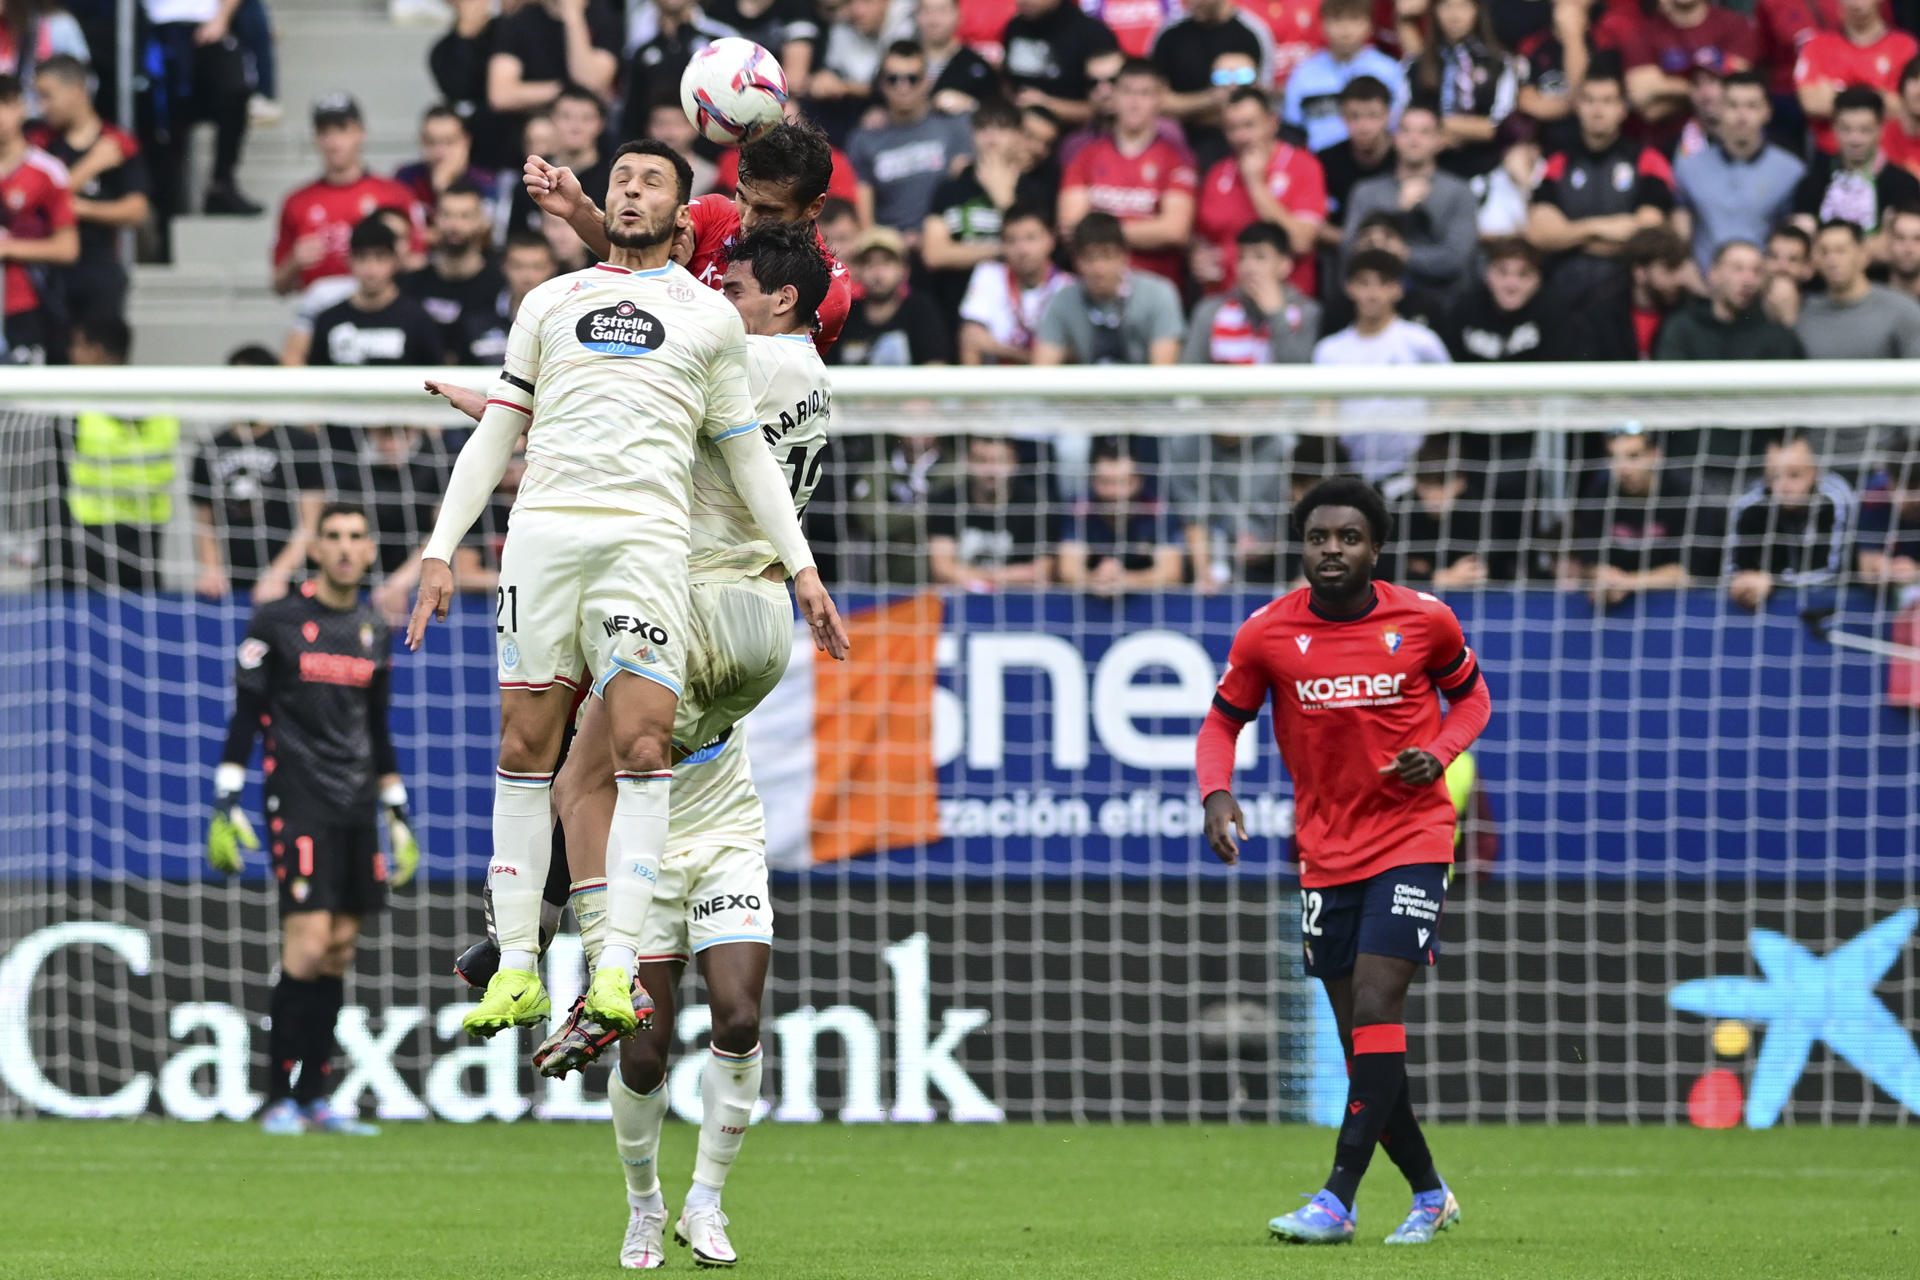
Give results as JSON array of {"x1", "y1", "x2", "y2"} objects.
[
  {"x1": 600, "y1": 771, "x2": 670, "y2": 981},
  {"x1": 491, "y1": 770, "x2": 555, "y2": 966},
  {"x1": 570, "y1": 878, "x2": 609, "y2": 970},
  {"x1": 611, "y1": 1071, "x2": 669, "y2": 1203},
  {"x1": 691, "y1": 1042, "x2": 761, "y2": 1201}
]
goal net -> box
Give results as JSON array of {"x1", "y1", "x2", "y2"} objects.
[{"x1": 2, "y1": 363, "x2": 1916, "y2": 1128}]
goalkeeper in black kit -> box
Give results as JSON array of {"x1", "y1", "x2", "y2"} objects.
[{"x1": 207, "y1": 502, "x2": 419, "y2": 1135}]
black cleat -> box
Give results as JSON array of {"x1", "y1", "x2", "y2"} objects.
[{"x1": 454, "y1": 938, "x2": 501, "y2": 989}]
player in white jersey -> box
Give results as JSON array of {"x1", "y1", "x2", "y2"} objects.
[{"x1": 405, "y1": 142, "x2": 848, "y2": 1044}]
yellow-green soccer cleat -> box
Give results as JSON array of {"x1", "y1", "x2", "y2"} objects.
[
  {"x1": 461, "y1": 968, "x2": 551, "y2": 1038},
  {"x1": 582, "y1": 966, "x2": 644, "y2": 1035}
]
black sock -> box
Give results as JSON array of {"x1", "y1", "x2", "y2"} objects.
[
  {"x1": 294, "y1": 976, "x2": 346, "y2": 1106},
  {"x1": 266, "y1": 976, "x2": 313, "y2": 1102},
  {"x1": 1324, "y1": 1023, "x2": 1408, "y2": 1210},
  {"x1": 1378, "y1": 1084, "x2": 1442, "y2": 1193}
]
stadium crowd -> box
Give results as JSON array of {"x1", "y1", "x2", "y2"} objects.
[{"x1": 14, "y1": 0, "x2": 1920, "y2": 610}]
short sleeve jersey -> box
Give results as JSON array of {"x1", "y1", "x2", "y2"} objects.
[
  {"x1": 504, "y1": 261, "x2": 759, "y2": 526},
  {"x1": 683, "y1": 193, "x2": 854, "y2": 353},
  {"x1": 0, "y1": 148, "x2": 74, "y2": 316},
  {"x1": 1794, "y1": 29, "x2": 1918, "y2": 154},
  {"x1": 687, "y1": 331, "x2": 831, "y2": 581},
  {"x1": 233, "y1": 585, "x2": 392, "y2": 812},
  {"x1": 1195, "y1": 143, "x2": 1325, "y2": 296},
  {"x1": 1060, "y1": 136, "x2": 1198, "y2": 285},
  {"x1": 273, "y1": 174, "x2": 426, "y2": 288},
  {"x1": 1211, "y1": 580, "x2": 1482, "y2": 887}
]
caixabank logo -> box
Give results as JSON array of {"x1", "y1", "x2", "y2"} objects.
[
  {"x1": 577, "y1": 302, "x2": 666, "y2": 356},
  {"x1": 1669, "y1": 908, "x2": 1920, "y2": 1127}
]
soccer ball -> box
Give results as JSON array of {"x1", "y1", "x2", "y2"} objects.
[{"x1": 681, "y1": 38, "x2": 789, "y2": 147}]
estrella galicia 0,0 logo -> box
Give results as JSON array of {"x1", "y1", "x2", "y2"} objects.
[{"x1": 577, "y1": 301, "x2": 667, "y2": 356}]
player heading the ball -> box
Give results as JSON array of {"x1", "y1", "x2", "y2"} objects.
[
  {"x1": 407, "y1": 141, "x2": 848, "y2": 1044},
  {"x1": 1196, "y1": 476, "x2": 1492, "y2": 1247}
]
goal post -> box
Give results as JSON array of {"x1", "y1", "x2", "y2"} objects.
[{"x1": 1, "y1": 363, "x2": 1916, "y2": 1128}]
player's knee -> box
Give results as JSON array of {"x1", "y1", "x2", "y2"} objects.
[
  {"x1": 323, "y1": 943, "x2": 356, "y2": 977},
  {"x1": 553, "y1": 753, "x2": 614, "y2": 813},
  {"x1": 609, "y1": 724, "x2": 671, "y2": 775},
  {"x1": 1350, "y1": 987, "x2": 1404, "y2": 1029},
  {"x1": 707, "y1": 1006, "x2": 761, "y2": 1055},
  {"x1": 498, "y1": 714, "x2": 562, "y2": 775},
  {"x1": 619, "y1": 1043, "x2": 668, "y2": 1095},
  {"x1": 281, "y1": 938, "x2": 327, "y2": 980}
]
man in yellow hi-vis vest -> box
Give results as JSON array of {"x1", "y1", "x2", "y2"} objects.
[{"x1": 59, "y1": 316, "x2": 178, "y2": 590}]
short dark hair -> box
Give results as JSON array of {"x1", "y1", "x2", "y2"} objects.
[
  {"x1": 1355, "y1": 209, "x2": 1408, "y2": 242},
  {"x1": 1236, "y1": 221, "x2": 1292, "y2": 255},
  {"x1": 1290, "y1": 434, "x2": 1352, "y2": 488},
  {"x1": 438, "y1": 176, "x2": 486, "y2": 206},
  {"x1": 728, "y1": 219, "x2": 832, "y2": 330},
  {"x1": 1225, "y1": 85, "x2": 1273, "y2": 113},
  {"x1": 1710, "y1": 237, "x2": 1764, "y2": 266},
  {"x1": 1483, "y1": 236, "x2": 1540, "y2": 271},
  {"x1": 884, "y1": 39, "x2": 926, "y2": 62},
  {"x1": 818, "y1": 196, "x2": 858, "y2": 228},
  {"x1": 317, "y1": 501, "x2": 371, "y2": 532},
  {"x1": 1623, "y1": 224, "x2": 1688, "y2": 270},
  {"x1": 1002, "y1": 200, "x2": 1052, "y2": 235},
  {"x1": 1398, "y1": 96, "x2": 1442, "y2": 127},
  {"x1": 1722, "y1": 69, "x2": 1767, "y2": 97},
  {"x1": 555, "y1": 84, "x2": 607, "y2": 118},
  {"x1": 349, "y1": 214, "x2": 399, "y2": 255},
  {"x1": 1021, "y1": 103, "x2": 1061, "y2": 135},
  {"x1": 0, "y1": 73, "x2": 21, "y2": 103},
  {"x1": 421, "y1": 102, "x2": 467, "y2": 131},
  {"x1": 736, "y1": 121, "x2": 836, "y2": 208},
  {"x1": 34, "y1": 53, "x2": 88, "y2": 86},
  {"x1": 1834, "y1": 84, "x2": 1885, "y2": 121},
  {"x1": 75, "y1": 312, "x2": 131, "y2": 362},
  {"x1": 504, "y1": 227, "x2": 557, "y2": 258},
  {"x1": 971, "y1": 100, "x2": 1020, "y2": 132},
  {"x1": 1888, "y1": 204, "x2": 1920, "y2": 230},
  {"x1": 226, "y1": 343, "x2": 279, "y2": 366},
  {"x1": 1291, "y1": 475, "x2": 1392, "y2": 545},
  {"x1": 1117, "y1": 57, "x2": 1163, "y2": 84},
  {"x1": 611, "y1": 138, "x2": 695, "y2": 204},
  {"x1": 1412, "y1": 434, "x2": 1460, "y2": 487},
  {"x1": 1817, "y1": 216, "x2": 1867, "y2": 243},
  {"x1": 1767, "y1": 223, "x2": 1812, "y2": 254},
  {"x1": 1345, "y1": 247, "x2": 1405, "y2": 282},
  {"x1": 1320, "y1": 0, "x2": 1370, "y2": 20},
  {"x1": 1071, "y1": 211, "x2": 1128, "y2": 256},
  {"x1": 1580, "y1": 64, "x2": 1626, "y2": 97},
  {"x1": 1903, "y1": 53, "x2": 1920, "y2": 91},
  {"x1": 1338, "y1": 74, "x2": 1392, "y2": 108}
]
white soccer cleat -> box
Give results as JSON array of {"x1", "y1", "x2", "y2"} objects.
[
  {"x1": 675, "y1": 1206, "x2": 738, "y2": 1268},
  {"x1": 621, "y1": 1204, "x2": 669, "y2": 1269}
]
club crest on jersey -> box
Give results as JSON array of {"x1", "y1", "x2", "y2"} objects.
[
  {"x1": 667, "y1": 281, "x2": 695, "y2": 302},
  {"x1": 576, "y1": 301, "x2": 667, "y2": 356},
  {"x1": 500, "y1": 639, "x2": 521, "y2": 670},
  {"x1": 1382, "y1": 629, "x2": 1403, "y2": 654},
  {"x1": 360, "y1": 624, "x2": 374, "y2": 650},
  {"x1": 301, "y1": 621, "x2": 320, "y2": 644},
  {"x1": 291, "y1": 878, "x2": 310, "y2": 904}
]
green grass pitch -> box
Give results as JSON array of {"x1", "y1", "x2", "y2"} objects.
[{"x1": 6, "y1": 1120, "x2": 1914, "y2": 1279}]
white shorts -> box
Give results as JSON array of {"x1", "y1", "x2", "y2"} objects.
[
  {"x1": 494, "y1": 508, "x2": 691, "y2": 700},
  {"x1": 635, "y1": 842, "x2": 774, "y2": 963},
  {"x1": 675, "y1": 575, "x2": 792, "y2": 750}
]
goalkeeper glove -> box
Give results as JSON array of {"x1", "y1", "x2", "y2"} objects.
[
  {"x1": 382, "y1": 782, "x2": 419, "y2": 888},
  {"x1": 207, "y1": 763, "x2": 258, "y2": 875}
]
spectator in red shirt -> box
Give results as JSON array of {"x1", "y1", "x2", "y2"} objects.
[
  {"x1": 1193, "y1": 85, "x2": 1325, "y2": 296},
  {"x1": 1623, "y1": 0, "x2": 1756, "y2": 151},
  {"x1": 0, "y1": 72, "x2": 77, "y2": 364},
  {"x1": 1884, "y1": 54, "x2": 1920, "y2": 179},
  {"x1": 1244, "y1": 0, "x2": 1326, "y2": 90},
  {"x1": 1794, "y1": 0, "x2": 1916, "y2": 154},
  {"x1": 1057, "y1": 58, "x2": 1198, "y2": 286}
]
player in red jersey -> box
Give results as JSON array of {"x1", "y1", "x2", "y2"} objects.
[
  {"x1": 523, "y1": 121, "x2": 854, "y2": 352},
  {"x1": 1196, "y1": 476, "x2": 1492, "y2": 1248}
]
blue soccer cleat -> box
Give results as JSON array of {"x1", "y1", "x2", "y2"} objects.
[
  {"x1": 1268, "y1": 1190, "x2": 1356, "y2": 1244},
  {"x1": 300, "y1": 1099, "x2": 380, "y2": 1135},
  {"x1": 1384, "y1": 1185, "x2": 1460, "y2": 1244},
  {"x1": 258, "y1": 1098, "x2": 304, "y2": 1135}
]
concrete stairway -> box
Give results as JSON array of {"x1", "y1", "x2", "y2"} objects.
[{"x1": 128, "y1": 0, "x2": 442, "y2": 365}]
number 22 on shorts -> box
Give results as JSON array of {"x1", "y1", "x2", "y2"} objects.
[{"x1": 1300, "y1": 890, "x2": 1324, "y2": 937}]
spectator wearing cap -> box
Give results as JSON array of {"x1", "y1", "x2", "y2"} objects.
[
  {"x1": 1057, "y1": 59, "x2": 1197, "y2": 288},
  {"x1": 1034, "y1": 211, "x2": 1185, "y2": 366},
  {"x1": 1791, "y1": 85, "x2": 1920, "y2": 254},
  {"x1": 1621, "y1": 0, "x2": 1755, "y2": 155},
  {"x1": 1527, "y1": 68, "x2": 1676, "y2": 307},
  {"x1": 1564, "y1": 425, "x2": 1712, "y2": 609},
  {"x1": 1001, "y1": 0, "x2": 1121, "y2": 128},
  {"x1": 1313, "y1": 247, "x2": 1452, "y2": 481},
  {"x1": 300, "y1": 217, "x2": 445, "y2": 368},
  {"x1": 1314, "y1": 74, "x2": 1394, "y2": 250},
  {"x1": 1559, "y1": 224, "x2": 1696, "y2": 360},
  {"x1": 1794, "y1": 0, "x2": 1916, "y2": 157},
  {"x1": 402, "y1": 180, "x2": 504, "y2": 365},
  {"x1": 1672, "y1": 71, "x2": 1803, "y2": 273},
  {"x1": 1193, "y1": 86, "x2": 1325, "y2": 298},
  {"x1": 487, "y1": 0, "x2": 621, "y2": 145},
  {"x1": 1400, "y1": 0, "x2": 1519, "y2": 179},
  {"x1": 826, "y1": 225, "x2": 952, "y2": 365},
  {"x1": 1475, "y1": 113, "x2": 1542, "y2": 236},
  {"x1": 0, "y1": 72, "x2": 77, "y2": 365},
  {"x1": 619, "y1": 0, "x2": 737, "y2": 145},
  {"x1": 925, "y1": 103, "x2": 1056, "y2": 316},
  {"x1": 957, "y1": 202, "x2": 1072, "y2": 364},
  {"x1": 1725, "y1": 433, "x2": 1857, "y2": 610},
  {"x1": 1341, "y1": 101, "x2": 1479, "y2": 303},
  {"x1": 273, "y1": 94, "x2": 425, "y2": 357},
  {"x1": 393, "y1": 105, "x2": 498, "y2": 232},
  {"x1": 1150, "y1": 0, "x2": 1275, "y2": 160},
  {"x1": 138, "y1": 0, "x2": 258, "y2": 230},
  {"x1": 1184, "y1": 222, "x2": 1320, "y2": 364},
  {"x1": 1283, "y1": 0, "x2": 1409, "y2": 153},
  {"x1": 28, "y1": 55, "x2": 147, "y2": 347},
  {"x1": 1057, "y1": 441, "x2": 1185, "y2": 594},
  {"x1": 850, "y1": 41, "x2": 975, "y2": 236},
  {"x1": 1763, "y1": 223, "x2": 1813, "y2": 325}
]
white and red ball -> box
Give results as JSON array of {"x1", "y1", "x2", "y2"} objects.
[{"x1": 680, "y1": 38, "x2": 789, "y2": 147}]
